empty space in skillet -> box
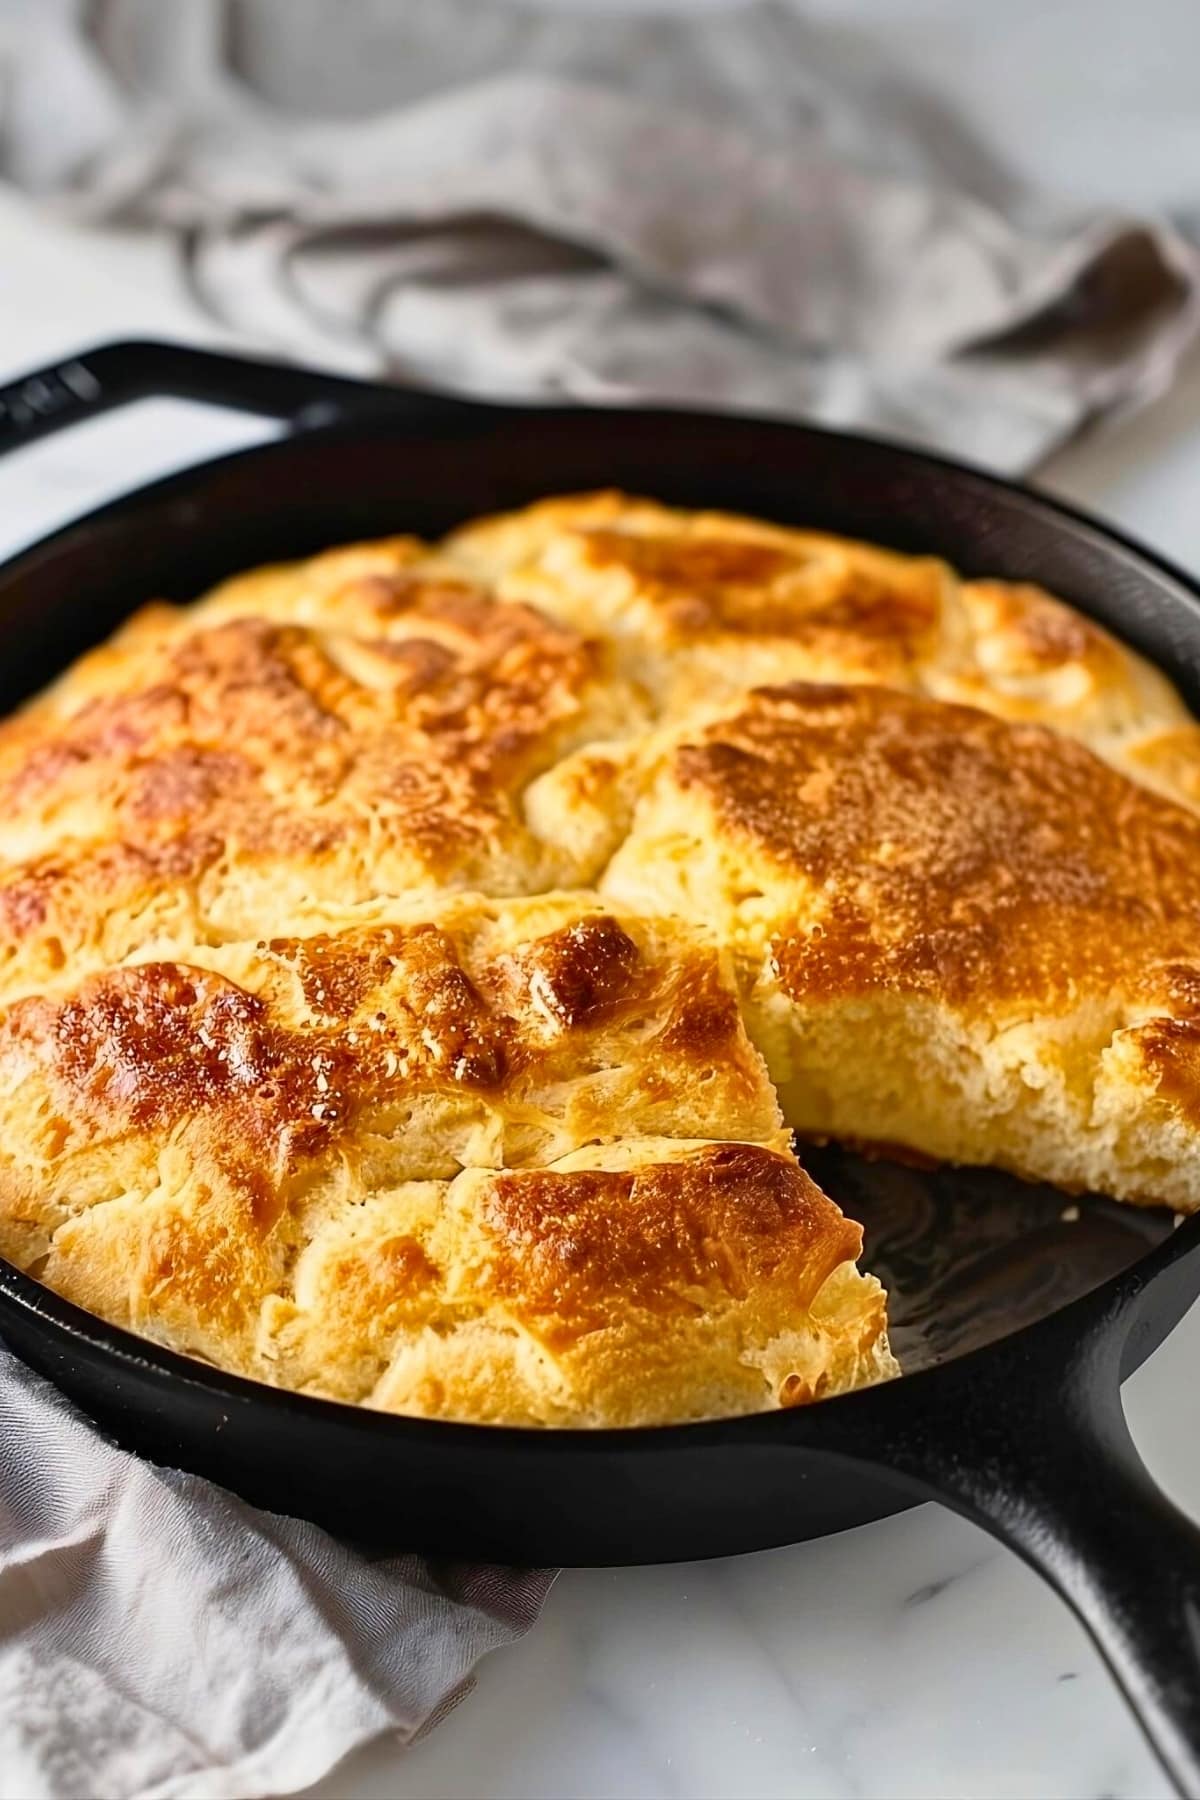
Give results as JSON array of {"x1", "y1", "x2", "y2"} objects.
[{"x1": 805, "y1": 1143, "x2": 1176, "y2": 1372}]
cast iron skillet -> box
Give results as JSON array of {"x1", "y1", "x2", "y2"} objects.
[{"x1": 2, "y1": 341, "x2": 1200, "y2": 1795}]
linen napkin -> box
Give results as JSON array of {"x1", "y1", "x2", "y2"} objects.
[
  {"x1": 2, "y1": 0, "x2": 1199, "y2": 473},
  {"x1": 0, "y1": 1349, "x2": 550, "y2": 1800},
  {"x1": 0, "y1": 3, "x2": 1199, "y2": 1797}
]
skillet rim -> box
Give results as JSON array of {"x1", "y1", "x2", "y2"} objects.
[
  {"x1": 2, "y1": 1209, "x2": 1199, "y2": 1453},
  {"x1": 9, "y1": 385, "x2": 1200, "y2": 642},
  {"x1": 2, "y1": 396, "x2": 1200, "y2": 1448}
]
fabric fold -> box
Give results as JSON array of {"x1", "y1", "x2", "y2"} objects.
[
  {"x1": 1, "y1": 0, "x2": 1197, "y2": 470},
  {"x1": 0, "y1": 1350, "x2": 552, "y2": 1800}
]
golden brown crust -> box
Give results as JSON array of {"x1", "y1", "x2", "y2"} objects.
[
  {"x1": 649, "y1": 681, "x2": 1200, "y2": 1008},
  {"x1": 0, "y1": 896, "x2": 784, "y2": 1185},
  {"x1": 449, "y1": 492, "x2": 1198, "y2": 773},
  {"x1": 271, "y1": 1140, "x2": 890, "y2": 1426},
  {"x1": 0, "y1": 565, "x2": 642, "y2": 996},
  {"x1": 477, "y1": 1142, "x2": 860, "y2": 1340},
  {"x1": 935, "y1": 578, "x2": 1189, "y2": 745},
  {"x1": 570, "y1": 527, "x2": 942, "y2": 661},
  {"x1": 449, "y1": 491, "x2": 952, "y2": 710}
]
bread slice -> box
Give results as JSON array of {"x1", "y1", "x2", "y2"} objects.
[
  {"x1": 601, "y1": 680, "x2": 1200, "y2": 1212},
  {"x1": 0, "y1": 540, "x2": 645, "y2": 1002},
  {"x1": 0, "y1": 891, "x2": 894, "y2": 1425}
]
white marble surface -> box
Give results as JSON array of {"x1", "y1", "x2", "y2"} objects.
[{"x1": 4, "y1": 9, "x2": 1200, "y2": 1789}]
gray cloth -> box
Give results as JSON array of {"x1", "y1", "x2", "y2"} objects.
[
  {"x1": 2, "y1": 0, "x2": 1200, "y2": 471},
  {"x1": 0, "y1": 1347, "x2": 550, "y2": 1799}
]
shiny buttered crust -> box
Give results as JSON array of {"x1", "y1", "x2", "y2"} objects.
[{"x1": 7, "y1": 490, "x2": 1200, "y2": 1424}]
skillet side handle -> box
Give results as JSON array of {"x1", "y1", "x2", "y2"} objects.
[
  {"x1": 852, "y1": 1300, "x2": 1200, "y2": 1800},
  {"x1": 0, "y1": 339, "x2": 464, "y2": 460},
  {"x1": 0, "y1": 353, "x2": 115, "y2": 458}
]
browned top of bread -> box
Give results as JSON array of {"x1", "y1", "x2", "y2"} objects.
[
  {"x1": 0, "y1": 552, "x2": 641, "y2": 1000},
  {"x1": 0, "y1": 894, "x2": 782, "y2": 1198},
  {"x1": 449, "y1": 491, "x2": 950, "y2": 707},
  {"x1": 599, "y1": 676, "x2": 1200, "y2": 1212},
  {"x1": 604, "y1": 680, "x2": 1200, "y2": 1010},
  {"x1": 282, "y1": 1139, "x2": 882, "y2": 1425},
  {"x1": 447, "y1": 491, "x2": 1196, "y2": 765}
]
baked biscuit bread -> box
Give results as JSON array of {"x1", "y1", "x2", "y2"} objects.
[
  {"x1": 448, "y1": 491, "x2": 955, "y2": 718},
  {"x1": 449, "y1": 491, "x2": 1200, "y2": 793},
  {"x1": 0, "y1": 895, "x2": 892, "y2": 1424},
  {"x1": 0, "y1": 539, "x2": 644, "y2": 1003},
  {"x1": 5, "y1": 490, "x2": 1200, "y2": 1425},
  {"x1": 601, "y1": 682, "x2": 1200, "y2": 1212}
]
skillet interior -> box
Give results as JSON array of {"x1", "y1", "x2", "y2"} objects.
[{"x1": 0, "y1": 396, "x2": 1197, "y2": 1559}]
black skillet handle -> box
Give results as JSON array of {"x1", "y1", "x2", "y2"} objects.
[
  {"x1": 0, "y1": 339, "x2": 465, "y2": 460},
  {"x1": 824, "y1": 1266, "x2": 1200, "y2": 1798}
]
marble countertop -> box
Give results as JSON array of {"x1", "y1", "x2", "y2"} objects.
[{"x1": 4, "y1": 17, "x2": 1200, "y2": 1784}]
